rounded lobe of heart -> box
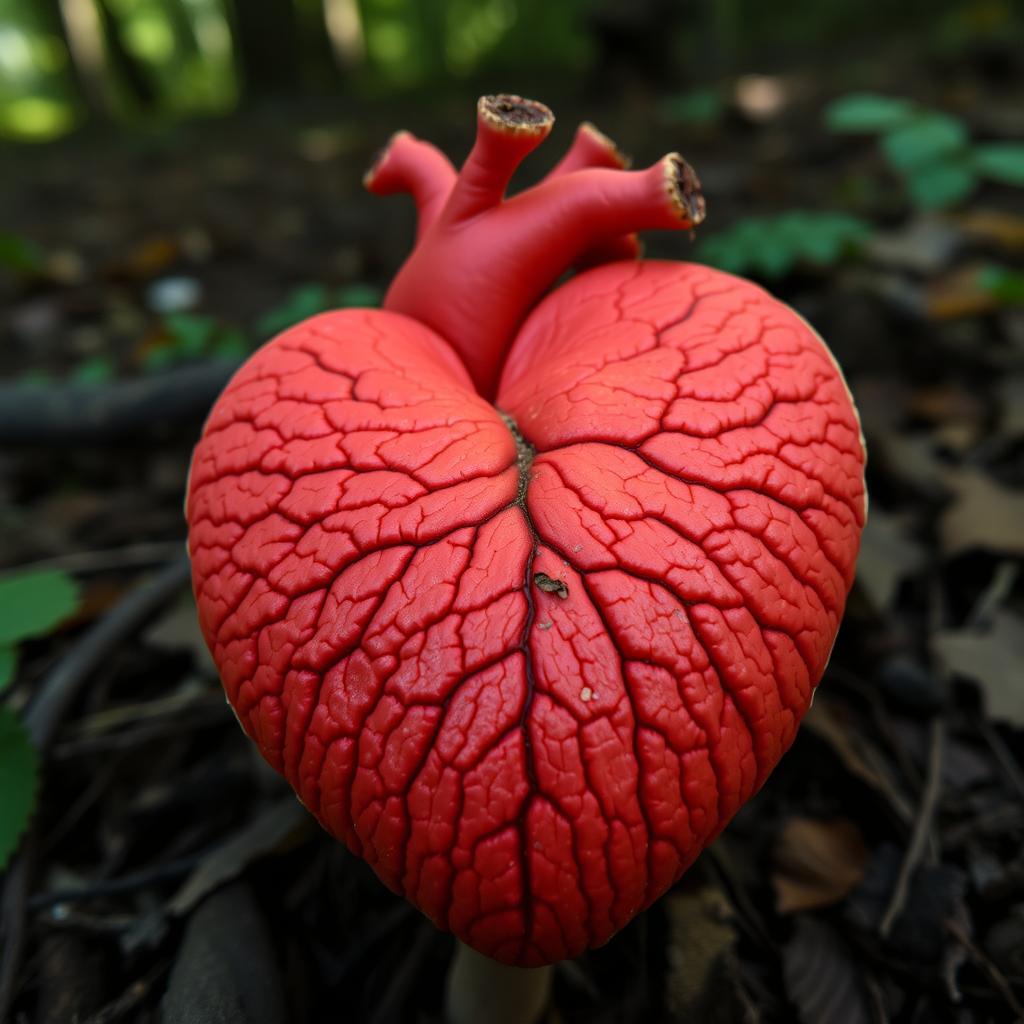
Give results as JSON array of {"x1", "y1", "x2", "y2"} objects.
[{"x1": 186, "y1": 263, "x2": 865, "y2": 966}]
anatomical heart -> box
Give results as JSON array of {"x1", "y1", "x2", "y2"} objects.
[{"x1": 186, "y1": 95, "x2": 866, "y2": 966}]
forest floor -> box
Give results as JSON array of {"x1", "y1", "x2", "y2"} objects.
[{"x1": 2, "y1": 46, "x2": 1024, "y2": 1024}]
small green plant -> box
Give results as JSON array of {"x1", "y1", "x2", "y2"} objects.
[
  {"x1": 0, "y1": 231, "x2": 44, "y2": 274},
  {"x1": 257, "y1": 282, "x2": 384, "y2": 337},
  {"x1": 69, "y1": 356, "x2": 117, "y2": 386},
  {"x1": 658, "y1": 87, "x2": 725, "y2": 127},
  {"x1": 696, "y1": 210, "x2": 872, "y2": 279},
  {"x1": 979, "y1": 265, "x2": 1024, "y2": 306},
  {"x1": 825, "y1": 92, "x2": 1024, "y2": 210},
  {"x1": 144, "y1": 313, "x2": 249, "y2": 371},
  {"x1": 0, "y1": 568, "x2": 81, "y2": 868},
  {"x1": 0, "y1": 707, "x2": 37, "y2": 869},
  {"x1": 0, "y1": 569, "x2": 80, "y2": 690}
]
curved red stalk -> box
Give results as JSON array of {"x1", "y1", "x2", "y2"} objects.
[
  {"x1": 366, "y1": 94, "x2": 705, "y2": 399},
  {"x1": 544, "y1": 122, "x2": 640, "y2": 266},
  {"x1": 364, "y1": 131, "x2": 457, "y2": 242}
]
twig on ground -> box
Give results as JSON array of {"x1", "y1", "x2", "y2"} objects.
[
  {"x1": 879, "y1": 714, "x2": 946, "y2": 938},
  {"x1": 29, "y1": 852, "x2": 206, "y2": 912},
  {"x1": 2, "y1": 541, "x2": 187, "y2": 579},
  {"x1": 78, "y1": 960, "x2": 171, "y2": 1024},
  {"x1": 976, "y1": 716, "x2": 1024, "y2": 802},
  {"x1": 0, "y1": 361, "x2": 238, "y2": 445},
  {"x1": 965, "y1": 560, "x2": 1019, "y2": 628},
  {"x1": 946, "y1": 917, "x2": 1024, "y2": 1020}
]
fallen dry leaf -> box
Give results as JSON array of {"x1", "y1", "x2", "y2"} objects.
[
  {"x1": 144, "y1": 593, "x2": 217, "y2": 676},
  {"x1": 866, "y1": 216, "x2": 961, "y2": 275},
  {"x1": 924, "y1": 266, "x2": 1002, "y2": 321},
  {"x1": 772, "y1": 817, "x2": 870, "y2": 914},
  {"x1": 783, "y1": 917, "x2": 873, "y2": 1024},
  {"x1": 954, "y1": 209, "x2": 1024, "y2": 252},
  {"x1": 169, "y1": 799, "x2": 313, "y2": 917},
  {"x1": 664, "y1": 881, "x2": 741, "y2": 1022},
  {"x1": 933, "y1": 610, "x2": 1024, "y2": 726},
  {"x1": 998, "y1": 375, "x2": 1024, "y2": 438},
  {"x1": 908, "y1": 383, "x2": 986, "y2": 431},
  {"x1": 940, "y1": 470, "x2": 1024, "y2": 556},
  {"x1": 871, "y1": 430, "x2": 949, "y2": 499},
  {"x1": 855, "y1": 507, "x2": 927, "y2": 611}
]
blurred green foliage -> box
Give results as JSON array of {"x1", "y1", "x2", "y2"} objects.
[
  {"x1": 658, "y1": 87, "x2": 725, "y2": 127},
  {"x1": 138, "y1": 284, "x2": 383, "y2": 372},
  {"x1": 0, "y1": 0, "x2": 596, "y2": 140},
  {"x1": 697, "y1": 211, "x2": 872, "y2": 280},
  {"x1": 0, "y1": 230, "x2": 44, "y2": 272},
  {"x1": 980, "y1": 265, "x2": 1024, "y2": 306},
  {"x1": 1, "y1": 0, "x2": 1020, "y2": 141},
  {"x1": 145, "y1": 311, "x2": 247, "y2": 369},
  {"x1": 0, "y1": 567, "x2": 82, "y2": 869},
  {"x1": 826, "y1": 93, "x2": 1024, "y2": 210},
  {"x1": 257, "y1": 281, "x2": 382, "y2": 335}
]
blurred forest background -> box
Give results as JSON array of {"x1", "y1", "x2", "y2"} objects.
[
  {"x1": 3, "y1": 2, "x2": 1024, "y2": 1024},
  {"x1": 0, "y1": 0, "x2": 1020, "y2": 140}
]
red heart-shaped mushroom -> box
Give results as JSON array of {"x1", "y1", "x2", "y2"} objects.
[{"x1": 187, "y1": 96, "x2": 865, "y2": 967}]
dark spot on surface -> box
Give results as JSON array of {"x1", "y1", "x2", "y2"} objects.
[{"x1": 534, "y1": 573, "x2": 569, "y2": 599}]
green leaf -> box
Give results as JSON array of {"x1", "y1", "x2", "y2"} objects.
[
  {"x1": 0, "y1": 232, "x2": 44, "y2": 274},
  {"x1": 69, "y1": 356, "x2": 117, "y2": 386},
  {"x1": 141, "y1": 343, "x2": 179, "y2": 372},
  {"x1": 16, "y1": 370, "x2": 55, "y2": 389},
  {"x1": 0, "y1": 569, "x2": 81, "y2": 647},
  {"x1": 824, "y1": 93, "x2": 916, "y2": 133},
  {"x1": 659, "y1": 88, "x2": 724, "y2": 126},
  {"x1": 751, "y1": 239, "x2": 798, "y2": 279},
  {"x1": 335, "y1": 283, "x2": 383, "y2": 308},
  {"x1": 696, "y1": 235, "x2": 749, "y2": 275},
  {"x1": 210, "y1": 329, "x2": 249, "y2": 361},
  {"x1": 697, "y1": 218, "x2": 771, "y2": 275},
  {"x1": 775, "y1": 210, "x2": 870, "y2": 265},
  {"x1": 257, "y1": 283, "x2": 334, "y2": 336},
  {"x1": 882, "y1": 114, "x2": 968, "y2": 171},
  {"x1": 973, "y1": 143, "x2": 1024, "y2": 186},
  {"x1": 0, "y1": 647, "x2": 17, "y2": 692},
  {"x1": 165, "y1": 313, "x2": 220, "y2": 358},
  {"x1": 0, "y1": 706, "x2": 39, "y2": 869},
  {"x1": 697, "y1": 211, "x2": 871, "y2": 279},
  {"x1": 905, "y1": 160, "x2": 977, "y2": 209},
  {"x1": 978, "y1": 265, "x2": 1024, "y2": 305}
]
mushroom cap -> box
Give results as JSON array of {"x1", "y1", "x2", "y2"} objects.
[{"x1": 186, "y1": 259, "x2": 865, "y2": 966}]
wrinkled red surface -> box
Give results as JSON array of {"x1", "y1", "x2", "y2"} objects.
[{"x1": 187, "y1": 260, "x2": 865, "y2": 965}]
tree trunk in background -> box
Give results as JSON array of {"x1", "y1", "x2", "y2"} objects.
[
  {"x1": 295, "y1": 0, "x2": 347, "y2": 90},
  {"x1": 229, "y1": 0, "x2": 301, "y2": 98},
  {"x1": 93, "y1": 0, "x2": 156, "y2": 109},
  {"x1": 37, "y1": 0, "x2": 154, "y2": 120},
  {"x1": 36, "y1": 0, "x2": 108, "y2": 120}
]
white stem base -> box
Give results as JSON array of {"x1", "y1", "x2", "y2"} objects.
[{"x1": 445, "y1": 941, "x2": 553, "y2": 1024}]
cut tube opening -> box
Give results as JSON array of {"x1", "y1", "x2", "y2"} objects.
[
  {"x1": 479, "y1": 94, "x2": 554, "y2": 135},
  {"x1": 665, "y1": 154, "x2": 706, "y2": 225}
]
